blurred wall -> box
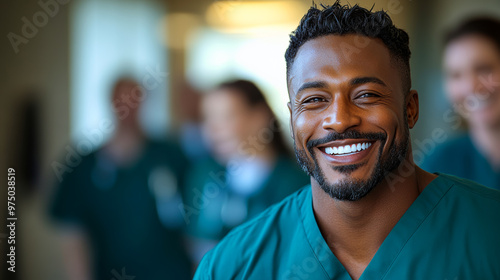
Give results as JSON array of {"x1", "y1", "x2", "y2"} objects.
[
  {"x1": 1, "y1": 0, "x2": 70, "y2": 186},
  {"x1": 1, "y1": 0, "x2": 70, "y2": 177},
  {"x1": 1, "y1": 0, "x2": 70, "y2": 279}
]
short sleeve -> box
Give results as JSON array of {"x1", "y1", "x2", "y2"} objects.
[
  {"x1": 48, "y1": 155, "x2": 91, "y2": 228},
  {"x1": 193, "y1": 249, "x2": 214, "y2": 280}
]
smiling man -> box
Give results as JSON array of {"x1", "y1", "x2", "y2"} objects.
[{"x1": 193, "y1": 3, "x2": 500, "y2": 280}]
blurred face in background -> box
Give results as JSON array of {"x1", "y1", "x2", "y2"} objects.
[
  {"x1": 444, "y1": 35, "x2": 500, "y2": 129},
  {"x1": 112, "y1": 79, "x2": 143, "y2": 127},
  {"x1": 201, "y1": 88, "x2": 270, "y2": 163}
]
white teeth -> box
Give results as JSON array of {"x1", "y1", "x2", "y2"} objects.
[{"x1": 324, "y1": 142, "x2": 372, "y2": 155}]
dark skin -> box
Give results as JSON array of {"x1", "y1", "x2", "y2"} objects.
[{"x1": 287, "y1": 35, "x2": 437, "y2": 280}]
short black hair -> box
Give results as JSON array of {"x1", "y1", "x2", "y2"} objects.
[
  {"x1": 444, "y1": 17, "x2": 500, "y2": 54},
  {"x1": 285, "y1": 1, "x2": 412, "y2": 93}
]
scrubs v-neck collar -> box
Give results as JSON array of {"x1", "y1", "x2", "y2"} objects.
[{"x1": 298, "y1": 174, "x2": 452, "y2": 280}]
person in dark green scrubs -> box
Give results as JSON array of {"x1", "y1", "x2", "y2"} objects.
[
  {"x1": 184, "y1": 80, "x2": 309, "y2": 265},
  {"x1": 422, "y1": 135, "x2": 500, "y2": 190},
  {"x1": 194, "y1": 3, "x2": 500, "y2": 280},
  {"x1": 50, "y1": 78, "x2": 191, "y2": 280},
  {"x1": 422, "y1": 18, "x2": 500, "y2": 191}
]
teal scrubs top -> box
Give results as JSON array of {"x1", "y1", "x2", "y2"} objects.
[
  {"x1": 50, "y1": 139, "x2": 191, "y2": 280},
  {"x1": 194, "y1": 174, "x2": 500, "y2": 279},
  {"x1": 422, "y1": 135, "x2": 500, "y2": 191},
  {"x1": 184, "y1": 154, "x2": 309, "y2": 241}
]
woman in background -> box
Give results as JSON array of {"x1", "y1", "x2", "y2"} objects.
[
  {"x1": 183, "y1": 80, "x2": 309, "y2": 266},
  {"x1": 422, "y1": 17, "x2": 500, "y2": 190}
]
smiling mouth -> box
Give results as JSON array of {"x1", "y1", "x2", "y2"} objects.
[
  {"x1": 319, "y1": 141, "x2": 374, "y2": 156},
  {"x1": 324, "y1": 142, "x2": 372, "y2": 155},
  {"x1": 315, "y1": 139, "x2": 377, "y2": 166}
]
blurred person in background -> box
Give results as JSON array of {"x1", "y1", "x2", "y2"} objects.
[
  {"x1": 183, "y1": 79, "x2": 309, "y2": 266},
  {"x1": 422, "y1": 18, "x2": 500, "y2": 190},
  {"x1": 49, "y1": 77, "x2": 191, "y2": 280}
]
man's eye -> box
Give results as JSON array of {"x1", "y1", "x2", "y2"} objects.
[
  {"x1": 304, "y1": 97, "x2": 325, "y2": 103},
  {"x1": 357, "y1": 92, "x2": 378, "y2": 99}
]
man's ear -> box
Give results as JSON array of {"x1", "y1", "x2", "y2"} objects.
[
  {"x1": 406, "y1": 90, "x2": 419, "y2": 129},
  {"x1": 287, "y1": 102, "x2": 294, "y2": 140}
]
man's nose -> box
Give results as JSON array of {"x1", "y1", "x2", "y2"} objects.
[{"x1": 322, "y1": 96, "x2": 361, "y2": 133}]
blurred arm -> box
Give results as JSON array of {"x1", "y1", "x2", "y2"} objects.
[{"x1": 58, "y1": 228, "x2": 92, "y2": 280}]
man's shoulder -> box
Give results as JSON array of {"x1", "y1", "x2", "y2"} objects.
[
  {"x1": 194, "y1": 186, "x2": 311, "y2": 279},
  {"x1": 423, "y1": 173, "x2": 500, "y2": 272},
  {"x1": 436, "y1": 173, "x2": 500, "y2": 231},
  {"x1": 440, "y1": 173, "x2": 500, "y2": 203}
]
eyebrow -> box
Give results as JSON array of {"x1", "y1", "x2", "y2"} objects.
[
  {"x1": 296, "y1": 81, "x2": 328, "y2": 95},
  {"x1": 296, "y1": 76, "x2": 387, "y2": 96},
  {"x1": 350, "y1": 76, "x2": 387, "y2": 87}
]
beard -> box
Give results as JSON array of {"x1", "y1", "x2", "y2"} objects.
[{"x1": 294, "y1": 129, "x2": 409, "y2": 201}]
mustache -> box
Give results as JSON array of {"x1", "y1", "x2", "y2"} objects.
[{"x1": 306, "y1": 130, "x2": 386, "y2": 150}]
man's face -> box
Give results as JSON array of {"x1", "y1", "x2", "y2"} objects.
[
  {"x1": 112, "y1": 80, "x2": 142, "y2": 125},
  {"x1": 288, "y1": 34, "x2": 415, "y2": 201},
  {"x1": 444, "y1": 35, "x2": 500, "y2": 129}
]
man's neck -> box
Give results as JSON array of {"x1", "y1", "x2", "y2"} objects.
[
  {"x1": 104, "y1": 125, "x2": 145, "y2": 166},
  {"x1": 311, "y1": 166, "x2": 436, "y2": 280}
]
